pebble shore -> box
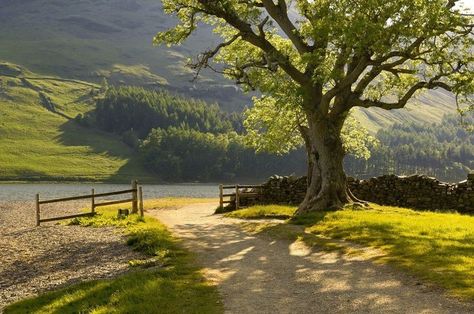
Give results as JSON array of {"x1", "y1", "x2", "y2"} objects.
[{"x1": 0, "y1": 201, "x2": 143, "y2": 311}]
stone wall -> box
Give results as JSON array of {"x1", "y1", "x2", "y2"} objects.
[{"x1": 238, "y1": 174, "x2": 474, "y2": 214}]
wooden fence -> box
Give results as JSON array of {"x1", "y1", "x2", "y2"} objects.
[
  {"x1": 35, "y1": 180, "x2": 144, "y2": 226},
  {"x1": 219, "y1": 184, "x2": 262, "y2": 209}
]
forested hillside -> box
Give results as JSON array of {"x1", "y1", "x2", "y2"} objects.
[
  {"x1": 78, "y1": 86, "x2": 242, "y2": 138},
  {"x1": 0, "y1": 61, "x2": 471, "y2": 183},
  {"x1": 346, "y1": 115, "x2": 474, "y2": 182},
  {"x1": 81, "y1": 86, "x2": 306, "y2": 181},
  {"x1": 79, "y1": 86, "x2": 472, "y2": 182},
  {"x1": 0, "y1": 62, "x2": 306, "y2": 182}
]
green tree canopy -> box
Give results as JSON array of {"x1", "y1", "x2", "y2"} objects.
[{"x1": 155, "y1": 0, "x2": 473, "y2": 213}]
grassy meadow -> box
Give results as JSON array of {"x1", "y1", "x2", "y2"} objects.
[
  {"x1": 4, "y1": 198, "x2": 222, "y2": 314},
  {"x1": 0, "y1": 63, "x2": 150, "y2": 182},
  {"x1": 227, "y1": 204, "x2": 474, "y2": 300}
]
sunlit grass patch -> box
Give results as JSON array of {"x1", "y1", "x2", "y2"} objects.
[
  {"x1": 5, "y1": 201, "x2": 222, "y2": 314},
  {"x1": 225, "y1": 205, "x2": 297, "y2": 219},
  {"x1": 230, "y1": 204, "x2": 474, "y2": 299}
]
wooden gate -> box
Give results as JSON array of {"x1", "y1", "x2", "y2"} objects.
[{"x1": 219, "y1": 184, "x2": 262, "y2": 209}]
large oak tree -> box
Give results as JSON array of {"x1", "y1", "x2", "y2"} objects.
[{"x1": 155, "y1": 0, "x2": 474, "y2": 213}]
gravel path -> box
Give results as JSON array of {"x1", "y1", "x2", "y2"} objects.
[
  {"x1": 150, "y1": 203, "x2": 474, "y2": 314},
  {"x1": 0, "y1": 201, "x2": 143, "y2": 311}
]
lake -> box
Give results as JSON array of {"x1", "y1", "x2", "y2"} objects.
[{"x1": 0, "y1": 183, "x2": 220, "y2": 202}]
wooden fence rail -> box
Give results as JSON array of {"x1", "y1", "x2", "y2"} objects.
[
  {"x1": 35, "y1": 180, "x2": 144, "y2": 226},
  {"x1": 219, "y1": 184, "x2": 263, "y2": 209}
]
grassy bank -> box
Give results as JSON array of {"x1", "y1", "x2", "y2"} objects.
[
  {"x1": 227, "y1": 204, "x2": 474, "y2": 300},
  {"x1": 0, "y1": 62, "x2": 151, "y2": 182},
  {"x1": 5, "y1": 198, "x2": 222, "y2": 314},
  {"x1": 225, "y1": 205, "x2": 296, "y2": 219}
]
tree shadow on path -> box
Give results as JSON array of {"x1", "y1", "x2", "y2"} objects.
[{"x1": 152, "y1": 204, "x2": 474, "y2": 314}]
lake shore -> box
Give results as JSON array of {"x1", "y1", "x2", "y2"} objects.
[
  {"x1": 0, "y1": 177, "x2": 262, "y2": 185},
  {"x1": 0, "y1": 201, "x2": 144, "y2": 311},
  {"x1": 0, "y1": 183, "x2": 221, "y2": 203}
]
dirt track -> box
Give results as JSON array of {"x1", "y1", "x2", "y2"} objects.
[{"x1": 150, "y1": 203, "x2": 474, "y2": 314}]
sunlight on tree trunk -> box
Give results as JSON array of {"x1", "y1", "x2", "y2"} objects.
[{"x1": 298, "y1": 113, "x2": 350, "y2": 212}]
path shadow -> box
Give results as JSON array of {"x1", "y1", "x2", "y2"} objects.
[{"x1": 163, "y1": 213, "x2": 474, "y2": 314}]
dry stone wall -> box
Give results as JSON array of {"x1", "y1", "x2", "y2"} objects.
[
  {"x1": 239, "y1": 174, "x2": 474, "y2": 214},
  {"x1": 348, "y1": 174, "x2": 474, "y2": 213}
]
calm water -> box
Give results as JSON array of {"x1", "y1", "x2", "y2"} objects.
[{"x1": 0, "y1": 183, "x2": 219, "y2": 202}]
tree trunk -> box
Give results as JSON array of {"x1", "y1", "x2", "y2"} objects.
[
  {"x1": 297, "y1": 124, "x2": 319, "y2": 188},
  {"x1": 296, "y1": 114, "x2": 352, "y2": 214}
]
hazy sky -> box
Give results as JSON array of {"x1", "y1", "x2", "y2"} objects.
[{"x1": 460, "y1": 0, "x2": 474, "y2": 12}]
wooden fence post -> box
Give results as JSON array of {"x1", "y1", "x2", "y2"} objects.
[
  {"x1": 132, "y1": 180, "x2": 138, "y2": 214},
  {"x1": 235, "y1": 185, "x2": 240, "y2": 210},
  {"x1": 91, "y1": 188, "x2": 95, "y2": 214},
  {"x1": 139, "y1": 186, "x2": 144, "y2": 217},
  {"x1": 219, "y1": 184, "x2": 223, "y2": 208},
  {"x1": 35, "y1": 194, "x2": 40, "y2": 226}
]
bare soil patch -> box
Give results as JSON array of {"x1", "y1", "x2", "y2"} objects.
[{"x1": 0, "y1": 201, "x2": 143, "y2": 311}]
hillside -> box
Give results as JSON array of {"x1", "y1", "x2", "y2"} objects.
[
  {"x1": 0, "y1": 0, "x2": 247, "y2": 112},
  {"x1": 0, "y1": 60, "x2": 470, "y2": 183},
  {"x1": 0, "y1": 0, "x2": 459, "y2": 131},
  {"x1": 353, "y1": 89, "x2": 458, "y2": 133},
  {"x1": 0, "y1": 62, "x2": 151, "y2": 182}
]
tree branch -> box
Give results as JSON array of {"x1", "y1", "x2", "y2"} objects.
[
  {"x1": 188, "y1": 33, "x2": 241, "y2": 81},
  {"x1": 352, "y1": 80, "x2": 453, "y2": 110},
  {"x1": 323, "y1": 52, "x2": 371, "y2": 112},
  {"x1": 196, "y1": 0, "x2": 309, "y2": 85},
  {"x1": 261, "y1": 0, "x2": 312, "y2": 54}
]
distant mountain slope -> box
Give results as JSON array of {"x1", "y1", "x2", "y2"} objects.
[
  {"x1": 0, "y1": 62, "x2": 151, "y2": 182},
  {"x1": 353, "y1": 89, "x2": 457, "y2": 134},
  {"x1": 0, "y1": 0, "x2": 248, "y2": 112},
  {"x1": 0, "y1": 0, "x2": 459, "y2": 131}
]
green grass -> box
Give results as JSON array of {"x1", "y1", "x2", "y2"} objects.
[
  {"x1": 227, "y1": 204, "x2": 474, "y2": 300},
  {"x1": 225, "y1": 205, "x2": 296, "y2": 219},
  {"x1": 0, "y1": 62, "x2": 151, "y2": 182},
  {"x1": 4, "y1": 201, "x2": 222, "y2": 314}
]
